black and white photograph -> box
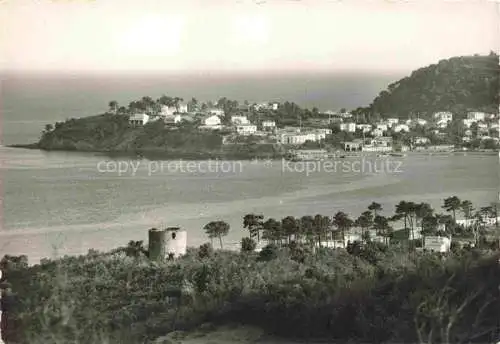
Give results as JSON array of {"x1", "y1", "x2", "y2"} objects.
[{"x1": 0, "y1": 0, "x2": 499, "y2": 343}]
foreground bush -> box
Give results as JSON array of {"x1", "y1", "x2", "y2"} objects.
[{"x1": 2, "y1": 245, "x2": 499, "y2": 344}]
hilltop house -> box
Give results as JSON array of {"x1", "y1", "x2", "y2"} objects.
[
  {"x1": 356, "y1": 124, "x2": 373, "y2": 133},
  {"x1": 386, "y1": 118, "x2": 399, "y2": 127},
  {"x1": 433, "y1": 111, "x2": 453, "y2": 122},
  {"x1": 371, "y1": 128, "x2": 384, "y2": 137},
  {"x1": 236, "y1": 124, "x2": 258, "y2": 136},
  {"x1": 200, "y1": 114, "x2": 222, "y2": 129},
  {"x1": 340, "y1": 122, "x2": 356, "y2": 133},
  {"x1": 343, "y1": 139, "x2": 364, "y2": 152},
  {"x1": 462, "y1": 119, "x2": 475, "y2": 128},
  {"x1": 362, "y1": 137, "x2": 393, "y2": 152},
  {"x1": 208, "y1": 108, "x2": 224, "y2": 116},
  {"x1": 129, "y1": 113, "x2": 150, "y2": 126},
  {"x1": 261, "y1": 120, "x2": 276, "y2": 130},
  {"x1": 393, "y1": 124, "x2": 410, "y2": 133},
  {"x1": 161, "y1": 104, "x2": 188, "y2": 116},
  {"x1": 278, "y1": 132, "x2": 317, "y2": 145},
  {"x1": 467, "y1": 112, "x2": 486, "y2": 121},
  {"x1": 163, "y1": 114, "x2": 181, "y2": 125},
  {"x1": 231, "y1": 115, "x2": 249, "y2": 125},
  {"x1": 433, "y1": 112, "x2": 453, "y2": 128},
  {"x1": 376, "y1": 124, "x2": 388, "y2": 132}
]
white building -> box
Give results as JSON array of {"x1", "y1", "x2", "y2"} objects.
[
  {"x1": 201, "y1": 114, "x2": 222, "y2": 129},
  {"x1": 129, "y1": 113, "x2": 150, "y2": 126},
  {"x1": 236, "y1": 124, "x2": 257, "y2": 136},
  {"x1": 371, "y1": 129, "x2": 384, "y2": 137},
  {"x1": 262, "y1": 120, "x2": 276, "y2": 130},
  {"x1": 467, "y1": 112, "x2": 486, "y2": 121},
  {"x1": 208, "y1": 108, "x2": 224, "y2": 116},
  {"x1": 165, "y1": 227, "x2": 187, "y2": 259},
  {"x1": 376, "y1": 124, "x2": 388, "y2": 131},
  {"x1": 271, "y1": 103, "x2": 279, "y2": 111},
  {"x1": 433, "y1": 111, "x2": 453, "y2": 123},
  {"x1": 340, "y1": 122, "x2": 356, "y2": 132},
  {"x1": 477, "y1": 122, "x2": 488, "y2": 131},
  {"x1": 386, "y1": 118, "x2": 399, "y2": 127},
  {"x1": 160, "y1": 104, "x2": 188, "y2": 115},
  {"x1": 231, "y1": 115, "x2": 249, "y2": 125},
  {"x1": 362, "y1": 137, "x2": 393, "y2": 152},
  {"x1": 163, "y1": 114, "x2": 181, "y2": 125},
  {"x1": 416, "y1": 119, "x2": 428, "y2": 126},
  {"x1": 393, "y1": 124, "x2": 410, "y2": 133},
  {"x1": 316, "y1": 128, "x2": 332, "y2": 135},
  {"x1": 283, "y1": 126, "x2": 302, "y2": 133},
  {"x1": 462, "y1": 119, "x2": 475, "y2": 128},
  {"x1": 278, "y1": 132, "x2": 317, "y2": 145},
  {"x1": 423, "y1": 236, "x2": 451, "y2": 253},
  {"x1": 356, "y1": 124, "x2": 373, "y2": 133}
]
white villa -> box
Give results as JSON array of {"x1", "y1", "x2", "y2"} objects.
[
  {"x1": 356, "y1": 124, "x2": 373, "y2": 133},
  {"x1": 462, "y1": 119, "x2": 476, "y2": 128},
  {"x1": 362, "y1": 137, "x2": 393, "y2": 152},
  {"x1": 422, "y1": 236, "x2": 451, "y2": 253},
  {"x1": 236, "y1": 124, "x2": 257, "y2": 136},
  {"x1": 161, "y1": 104, "x2": 188, "y2": 116},
  {"x1": 231, "y1": 115, "x2": 249, "y2": 125},
  {"x1": 278, "y1": 132, "x2": 317, "y2": 145},
  {"x1": 433, "y1": 111, "x2": 453, "y2": 123},
  {"x1": 371, "y1": 129, "x2": 384, "y2": 137},
  {"x1": 164, "y1": 114, "x2": 181, "y2": 125},
  {"x1": 262, "y1": 120, "x2": 276, "y2": 130},
  {"x1": 415, "y1": 119, "x2": 428, "y2": 126},
  {"x1": 393, "y1": 124, "x2": 410, "y2": 133},
  {"x1": 129, "y1": 113, "x2": 150, "y2": 126},
  {"x1": 200, "y1": 114, "x2": 222, "y2": 129},
  {"x1": 467, "y1": 112, "x2": 487, "y2": 121},
  {"x1": 208, "y1": 108, "x2": 224, "y2": 116},
  {"x1": 340, "y1": 123, "x2": 356, "y2": 132},
  {"x1": 386, "y1": 118, "x2": 399, "y2": 127},
  {"x1": 376, "y1": 124, "x2": 388, "y2": 132}
]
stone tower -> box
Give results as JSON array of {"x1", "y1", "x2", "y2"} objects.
[{"x1": 148, "y1": 228, "x2": 166, "y2": 261}]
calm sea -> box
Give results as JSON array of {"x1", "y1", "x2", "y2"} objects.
[{"x1": 0, "y1": 72, "x2": 498, "y2": 263}]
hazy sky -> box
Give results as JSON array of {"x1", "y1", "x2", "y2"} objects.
[{"x1": 1, "y1": 0, "x2": 498, "y2": 74}]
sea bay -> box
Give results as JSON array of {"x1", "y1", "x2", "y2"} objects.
[{"x1": 0, "y1": 146, "x2": 497, "y2": 264}]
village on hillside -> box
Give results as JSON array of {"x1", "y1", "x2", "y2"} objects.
[{"x1": 122, "y1": 97, "x2": 500, "y2": 156}]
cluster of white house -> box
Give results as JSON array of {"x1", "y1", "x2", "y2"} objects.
[
  {"x1": 129, "y1": 107, "x2": 499, "y2": 148},
  {"x1": 128, "y1": 104, "x2": 337, "y2": 144},
  {"x1": 333, "y1": 110, "x2": 499, "y2": 144}
]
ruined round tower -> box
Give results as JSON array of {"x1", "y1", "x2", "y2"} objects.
[{"x1": 148, "y1": 228, "x2": 167, "y2": 261}]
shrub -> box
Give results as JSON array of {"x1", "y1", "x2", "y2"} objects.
[{"x1": 240, "y1": 237, "x2": 257, "y2": 253}]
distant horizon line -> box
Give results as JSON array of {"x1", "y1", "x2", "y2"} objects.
[{"x1": 0, "y1": 68, "x2": 411, "y2": 78}]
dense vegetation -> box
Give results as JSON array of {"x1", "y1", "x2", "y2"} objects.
[
  {"x1": 1, "y1": 196, "x2": 499, "y2": 343},
  {"x1": 2, "y1": 244, "x2": 499, "y2": 344},
  {"x1": 32, "y1": 114, "x2": 282, "y2": 160},
  {"x1": 355, "y1": 52, "x2": 499, "y2": 119}
]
